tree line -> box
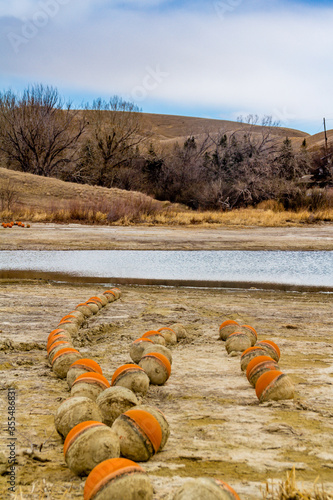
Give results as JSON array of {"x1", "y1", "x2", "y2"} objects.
[{"x1": 0, "y1": 84, "x2": 332, "y2": 211}]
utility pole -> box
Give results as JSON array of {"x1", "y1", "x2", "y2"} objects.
[{"x1": 323, "y1": 117, "x2": 328, "y2": 156}]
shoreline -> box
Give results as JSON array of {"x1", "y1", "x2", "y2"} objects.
[{"x1": 1, "y1": 223, "x2": 333, "y2": 251}]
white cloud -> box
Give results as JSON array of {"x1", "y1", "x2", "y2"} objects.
[{"x1": 1, "y1": 1, "x2": 333, "y2": 132}]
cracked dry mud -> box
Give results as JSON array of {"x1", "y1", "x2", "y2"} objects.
[{"x1": 0, "y1": 280, "x2": 332, "y2": 499}]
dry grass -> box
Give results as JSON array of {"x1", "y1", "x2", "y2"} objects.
[
  {"x1": 262, "y1": 468, "x2": 333, "y2": 500},
  {"x1": 1, "y1": 204, "x2": 333, "y2": 227}
]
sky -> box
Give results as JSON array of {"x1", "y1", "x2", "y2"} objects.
[{"x1": 0, "y1": 0, "x2": 333, "y2": 135}]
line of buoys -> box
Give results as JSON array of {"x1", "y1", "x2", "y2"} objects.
[
  {"x1": 47, "y1": 291, "x2": 241, "y2": 499},
  {"x1": 218, "y1": 317, "x2": 296, "y2": 403},
  {"x1": 1, "y1": 221, "x2": 30, "y2": 228},
  {"x1": 49, "y1": 288, "x2": 175, "y2": 499}
]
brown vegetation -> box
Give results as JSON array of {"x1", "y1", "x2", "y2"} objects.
[{"x1": 0, "y1": 84, "x2": 333, "y2": 216}]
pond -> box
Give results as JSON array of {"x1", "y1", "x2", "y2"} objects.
[{"x1": 0, "y1": 250, "x2": 332, "y2": 291}]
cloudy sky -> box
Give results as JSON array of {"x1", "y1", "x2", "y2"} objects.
[{"x1": 1, "y1": 0, "x2": 333, "y2": 134}]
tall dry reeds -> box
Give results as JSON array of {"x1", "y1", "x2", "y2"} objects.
[
  {"x1": 1, "y1": 197, "x2": 333, "y2": 226},
  {"x1": 262, "y1": 467, "x2": 333, "y2": 500}
]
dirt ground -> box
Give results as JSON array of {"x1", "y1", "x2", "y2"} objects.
[
  {"x1": 1, "y1": 222, "x2": 333, "y2": 250},
  {"x1": 0, "y1": 225, "x2": 333, "y2": 499}
]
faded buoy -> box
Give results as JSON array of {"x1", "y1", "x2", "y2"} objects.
[
  {"x1": 47, "y1": 340, "x2": 74, "y2": 365},
  {"x1": 67, "y1": 358, "x2": 103, "y2": 389},
  {"x1": 96, "y1": 294, "x2": 108, "y2": 306},
  {"x1": 54, "y1": 397, "x2": 103, "y2": 439},
  {"x1": 139, "y1": 353, "x2": 171, "y2": 386},
  {"x1": 67, "y1": 310, "x2": 85, "y2": 325},
  {"x1": 141, "y1": 331, "x2": 166, "y2": 346},
  {"x1": 141, "y1": 344, "x2": 172, "y2": 365},
  {"x1": 47, "y1": 328, "x2": 69, "y2": 343},
  {"x1": 219, "y1": 320, "x2": 239, "y2": 341},
  {"x1": 133, "y1": 405, "x2": 169, "y2": 450},
  {"x1": 57, "y1": 319, "x2": 79, "y2": 336},
  {"x1": 52, "y1": 348, "x2": 82, "y2": 379},
  {"x1": 64, "y1": 421, "x2": 120, "y2": 476},
  {"x1": 130, "y1": 338, "x2": 154, "y2": 364},
  {"x1": 111, "y1": 409, "x2": 162, "y2": 462},
  {"x1": 247, "y1": 357, "x2": 280, "y2": 388},
  {"x1": 47, "y1": 333, "x2": 72, "y2": 353},
  {"x1": 88, "y1": 296, "x2": 103, "y2": 309},
  {"x1": 96, "y1": 386, "x2": 138, "y2": 427},
  {"x1": 173, "y1": 477, "x2": 240, "y2": 499},
  {"x1": 83, "y1": 458, "x2": 153, "y2": 500},
  {"x1": 256, "y1": 340, "x2": 280, "y2": 362},
  {"x1": 169, "y1": 323, "x2": 187, "y2": 340},
  {"x1": 71, "y1": 372, "x2": 110, "y2": 401},
  {"x1": 240, "y1": 346, "x2": 268, "y2": 372},
  {"x1": 157, "y1": 327, "x2": 177, "y2": 345},
  {"x1": 255, "y1": 370, "x2": 295, "y2": 403},
  {"x1": 238, "y1": 324, "x2": 257, "y2": 346},
  {"x1": 225, "y1": 332, "x2": 252, "y2": 354},
  {"x1": 103, "y1": 290, "x2": 116, "y2": 302},
  {"x1": 76, "y1": 303, "x2": 94, "y2": 318},
  {"x1": 85, "y1": 300, "x2": 100, "y2": 314},
  {"x1": 111, "y1": 364, "x2": 150, "y2": 396}
]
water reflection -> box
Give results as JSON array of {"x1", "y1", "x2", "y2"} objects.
[{"x1": 0, "y1": 250, "x2": 332, "y2": 289}]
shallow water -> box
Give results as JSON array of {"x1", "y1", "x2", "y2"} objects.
[{"x1": 0, "y1": 250, "x2": 332, "y2": 290}]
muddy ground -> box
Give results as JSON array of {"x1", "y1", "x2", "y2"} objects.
[
  {"x1": 0, "y1": 224, "x2": 333, "y2": 499},
  {"x1": 0, "y1": 280, "x2": 332, "y2": 499}
]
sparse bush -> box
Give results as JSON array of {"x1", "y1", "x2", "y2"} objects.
[{"x1": 107, "y1": 194, "x2": 163, "y2": 223}]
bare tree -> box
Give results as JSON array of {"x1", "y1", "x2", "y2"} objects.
[
  {"x1": 85, "y1": 97, "x2": 148, "y2": 187},
  {"x1": 0, "y1": 178, "x2": 18, "y2": 211},
  {"x1": 0, "y1": 84, "x2": 86, "y2": 177}
]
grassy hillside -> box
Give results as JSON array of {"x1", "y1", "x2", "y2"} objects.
[
  {"x1": 140, "y1": 112, "x2": 311, "y2": 149},
  {"x1": 0, "y1": 166, "x2": 164, "y2": 211}
]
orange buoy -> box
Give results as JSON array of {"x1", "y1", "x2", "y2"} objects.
[{"x1": 84, "y1": 458, "x2": 153, "y2": 500}]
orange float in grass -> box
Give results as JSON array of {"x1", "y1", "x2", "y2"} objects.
[
  {"x1": 240, "y1": 346, "x2": 268, "y2": 372},
  {"x1": 84, "y1": 458, "x2": 153, "y2": 500},
  {"x1": 141, "y1": 330, "x2": 166, "y2": 346},
  {"x1": 111, "y1": 364, "x2": 150, "y2": 396},
  {"x1": 64, "y1": 421, "x2": 120, "y2": 476},
  {"x1": 111, "y1": 409, "x2": 162, "y2": 461},
  {"x1": 256, "y1": 340, "x2": 280, "y2": 362},
  {"x1": 139, "y1": 352, "x2": 171, "y2": 386},
  {"x1": 51, "y1": 347, "x2": 81, "y2": 379},
  {"x1": 219, "y1": 320, "x2": 240, "y2": 341},
  {"x1": 71, "y1": 372, "x2": 110, "y2": 401},
  {"x1": 255, "y1": 370, "x2": 294, "y2": 403}
]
